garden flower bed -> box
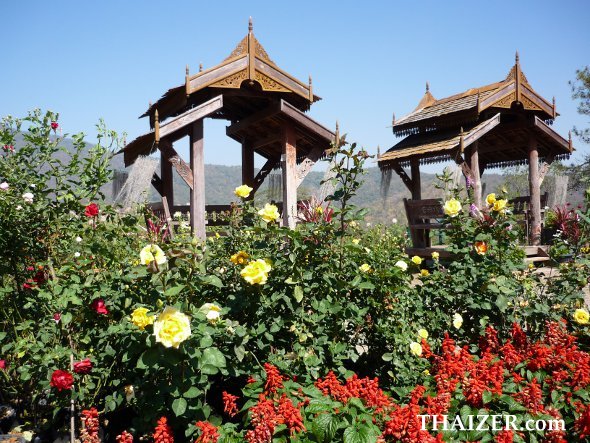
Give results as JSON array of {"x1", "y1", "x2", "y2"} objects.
[{"x1": 0, "y1": 112, "x2": 589, "y2": 442}]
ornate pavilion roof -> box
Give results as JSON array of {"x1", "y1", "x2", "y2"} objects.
[
  {"x1": 141, "y1": 18, "x2": 319, "y2": 128},
  {"x1": 379, "y1": 54, "x2": 574, "y2": 170}
]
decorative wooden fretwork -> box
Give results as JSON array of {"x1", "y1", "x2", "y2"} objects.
[
  {"x1": 520, "y1": 94, "x2": 543, "y2": 111},
  {"x1": 210, "y1": 70, "x2": 248, "y2": 89},
  {"x1": 491, "y1": 92, "x2": 516, "y2": 109},
  {"x1": 255, "y1": 40, "x2": 274, "y2": 63},
  {"x1": 254, "y1": 72, "x2": 290, "y2": 92},
  {"x1": 224, "y1": 37, "x2": 248, "y2": 61}
]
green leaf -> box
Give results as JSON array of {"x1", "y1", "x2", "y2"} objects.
[
  {"x1": 183, "y1": 387, "x2": 201, "y2": 399},
  {"x1": 61, "y1": 312, "x2": 73, "y2": 325},
  {"x1": 294, "y1": 285, "x2": 304, "y2": 303},
  {"x1": 172, "y1": 397, "x2": 187, "y2": 416},
  {"x1": 201, "y1": 347, "x2": 226, "y2": 369},
  {"x1": 137, "y1": 347, "x2": 160, "y2": 369},
  {"x1": 312, "y1": 413, "x2": 339, "y2": 443},
  {"x1": 165, "y1": 285, "x2": 185, "y2": 296},
  {"x1": 234, "y1": 345, "x2": 245, "y2": 362},
  {"x1": 343, "y1": 426, "x2": 370, "y2": 443}
]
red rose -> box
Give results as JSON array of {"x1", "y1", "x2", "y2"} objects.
[
  {"x1": 51, "y1": 122, "x2": 59, "y2": 131},
  {"x1": 53, "y1": 312, "x2": 61, "y2": 323},
  {"x1": 91, "y1": 299, "x2": 109, "y2": 315},
  {"x1": 73, "y1": 358, "x2": 92, "y2": 374},
  {"x1": 50, "y1": 369, "x2": 74, "y2": 391},
  {"x1": 84, "y1": 203, "x2": 99, "y2": 217},
  {"x1": 0, "y1": 360, "x2": 6, "y2": 370}
]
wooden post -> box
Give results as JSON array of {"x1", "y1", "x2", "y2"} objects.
[
  {"x1": 242, "y1": 140, "x2": 255, "y2": 194},
  {"x1": 470, "y1": 141, "x2": 482, "y2": 208},
  {"x1": 190, "y1": 119, "x2": 206, "y2": 240},
  {"x1": 528, "y1": 134, "x2": 542, "y2": 245},
  {"x1": 282, "y1": 123, "x2": 297, "y2": 228},
  {"x1": 410, "y1": 158, "x2": 421, "y2": 200},
  {"x1": 160, "y1": 140, "x2": 174, "y2": 207}
]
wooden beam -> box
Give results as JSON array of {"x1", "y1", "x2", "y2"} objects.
[
  {"x1": 392, "y1": 162, "x2": 413, "y2": 192},
  {"x1": 252, "y1": 158, "x2": 280, "y2": 194},
  {"x1": 151, "y1": 172, "x2": 163, "y2": 197},
  {"x1": 242, "y1": 140, "x2": 255, "y2": 190},
  {"x1": 410, "y1": 158, "x2": 421, "y2": 200},
  {"x1": 533, "y1": 116, "x2": 571, "y2": 151},
  {"x1": 160, "y1": 142, "x2": 174, "y2": 206},
  {"x1": 279, "y1": 101, "x2": 335, "y2": 142},
  {"x1": 528, "y1": 134, "x2": 542, "y2": 246},
  {"x1": 190, "y1": 120, "x2": 206, "y2": 240},
  {"x1": 159, "y1": 141, "x2": 194, "y2": 190},
  {"x1": 158, "y1": 95, "x2": 223, "y2": 140},
  {"x1": 282, "y1": 123, "x2": 297, "y2": 229},
  {"x1": 251, "y1": 133, "x2": 282, "y2": 151},
  {"x1": 296, "y1": 145, "x2": 326, "y2": 187},
  {"x1": 226, "y1": 102, "x2": 281, "y2": 137}
]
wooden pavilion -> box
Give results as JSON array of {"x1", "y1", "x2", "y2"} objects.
[
  {"x1": 120, "y1": 19, "x2": 335, "y2": 238},
  {"x1": 378, "y1": 53, "x2": 574, "y2": 246}
]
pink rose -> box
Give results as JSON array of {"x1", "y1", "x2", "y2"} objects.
[{"x1": 91, "y1": 299, "x2": 109, "y2": 315}]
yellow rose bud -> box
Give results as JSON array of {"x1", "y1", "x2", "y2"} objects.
[
  {"x1": 234, "y1": 184, "x2": 253, "y2": 199},
  {"x1": 420, "y1": 269, "x2": 430, "y2": 277},
  {"x1": 258, "y1": 203, "x2": 280, "y2": 223},
  {"x1": 352, "y1": 238, "x2": 360, "y2": 245},
  {"x1": 230, "y1": 251, "x2": 250, "y2": 265},
  {"x1": 359, "y1": 263, "x2": 371, "y2": 273},
  {"x1": 411, "y1": 256, "x2": 422, "y2": 265},
  {"x1": 418, "y1": 329, "x2": 428, "y2": 339},
  {"x1": 486, "y1": 193, "x2": 497, "y2": 205},
  {"x1": 130, "y1": 307, "x2": 154, "y2": 330},
  {"x1": 443, "y1": 198, "x2": 462, "y2": 217},
  {"x1": 410, "y1": 342, "x2": 423, "y2": 357},
  {"x1": 573, "y1": 308, "x2": 589, "y2": 325},
  {"x1": 240, "y1": 259, "x2": 272, "y2": 285},
  {"x1": 431, "y1": 251, "x2": 440, "y2": 260},
  {"x1": 199, "y1": 303, "x2": 222, "y2": 322},
  {"x1": 153, "y1": 307, "x2": 191, "y2": 349}
]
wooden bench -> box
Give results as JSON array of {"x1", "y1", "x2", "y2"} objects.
[
  {"x1": 403, "y1": 198, "x2": 452, "y2": 258},
  {"x1": 508, "y1": 192, "x2": 549, "y2": 244}
]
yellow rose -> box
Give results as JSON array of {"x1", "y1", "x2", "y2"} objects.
[
  {"x1": 420, "y1": 269, "x2": 430, "y2": 277},
  {"x1": 352, "y1": 238, "x2": 360, "y2": 245},
  {"x1": 486, "y1": 193, "x2": 497, "y2": 205},
  {"x1": 230, "y1": 251, "x2": 250, "y2": 265},
  {"x1": 443, "y1": 198, "x2": 462, "y2": 217},
  {"x1": 411, "y1": 256, "x2": 422, "y2": 265},
  {"x1": 573, "y1": 308, "x2": 589, "y2": 325},
  {"x1": 410, "y1": 342, "x2": 423, "y2": 356},
  {"x1": 200, "y1": 303, "x2": 222, "y2": 322},
  {"x1": 453, "y1": 313, "x2": 463, "y2": 329},
  {"x1": 431, "y1": 251, "x2": 440, "y2": 260},
  {"x1": 359, "y1": 263, "x2": 371, "y2": 273},
  {"x1": 153, "y1": 307, "x2": 191, "y2": 348},
  {"x1": 258, "y1": 203, "x2": 280, "y2": 223},
  {"x1": 315, "y1": 206, "x2": 323, "y2": 215},
  {"x1": 234, "y1": 184, "x2": 253, "y2": 199},
  {"x1": 139, "y1": 244, "x2": 167, "y2": 266},
  {"x1": 418, "y1": 329, "x2": 428, "y2": 339},
  {"x1": 241, "y1": 259, "x2": 272, "y2": 285},
  {"x1": 130, "y1": 307, "x2": 154, "y2": 330},
  {"x1": 492, "y1": 199, "x2": 507, "y2": 212}
]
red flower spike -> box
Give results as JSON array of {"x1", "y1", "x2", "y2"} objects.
[
  {"x1": 50, "y1": 369, "x2": 74, "y2": 391},
  {"x1": 263, "y1": 363, "x2": 284, "y2": 393},
  {"x1": 80, "y1": 408, "x2": 100, "y2": 443},
  {"x1": 222, "y1": 391, "x2": 239, "y2": 417},
  {"x1": 116, "y1": 431, "x2": 133, "y2": 443},
  {"x1": 153, "y1": 416, "x2": 174, "y2": 443},
  {"x1": 194, "y1": 421, "x2": 219, "y2": 443}
]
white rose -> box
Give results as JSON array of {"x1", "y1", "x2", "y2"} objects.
[
  {"x1": 75, "y1": 236, "x2": 82, "y2": 243},
  {"x1": 22, "y1": 192, "x2": 34, "y2": 203},
  {"x1": 395, "y1": 260, "x2": 408, "y2": 271},
  {"x1": 0, "y1": 182, "x2": 8, "y2": 191},
  {"x1": 74, "y1": 252, "x2": 81, "y2": 258}
]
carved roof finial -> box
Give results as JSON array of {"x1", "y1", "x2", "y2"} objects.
[
  {"x1": 149, "y1": 101, "x2": 152, "y2": 108},
  {"x1": 426, "y1": 81, "x2": 430, "y2": 93},
  {"x1": 335, "y1": 121, "x2": 340, "y2": 146},
  {"x1": 392, "y1": 112, "x2": 396, "y2": 125},
  {"x1": 248, "y1": 16, "x2": 253, "y2": 33},
  {"x1": 186, "y1": 64, "x2": 190, "y2": 76},
  {"x1": 199, "y1": 63, "x2": 203, "y2": 72},
  {"x1": 515, "y1": 50, "x2": 520, "y2": 64},
  {"x1": 377, "y1": 145, "x2": 381, "y2": 159}
]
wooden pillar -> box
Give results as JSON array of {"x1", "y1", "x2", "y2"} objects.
[
  {"x1": 282, "y1": 123, "x2": 297, "y2": 229},
  {"x1": 160, "y1": 140, "x2": 174, "y2": 207},
  {"x1": 242, "y1": 140, "x2": 255, "y2": 194},
  {"x1": 410, "y1": 158, "x2": 421, "y2": 200},
  {"x1": 528, "y1": 134, "x2": 542, "y2": 245},
  {"x1": 470, "y1": 141, "x2": 482, "y2": 208},
  {"x1": 190, "y1": 119, "x2": 206, "y2": 240}
]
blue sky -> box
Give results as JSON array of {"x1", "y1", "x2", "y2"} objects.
[{"x1": 3, "y1": 0, "x2": 589, "y2": 171}]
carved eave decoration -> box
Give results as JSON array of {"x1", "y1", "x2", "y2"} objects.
[{"x1": 184, "y1": 23, "x2": 317, "y2": 103}]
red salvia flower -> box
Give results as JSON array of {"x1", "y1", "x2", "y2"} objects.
[
  {"x1": 194, "y1": 421, "x2": 219, "y2": 443},
  {"x1": 276, "y1": 394, "x2": 305, "y2": 435},
  {"x1": 263, "y1": 363, "x2": 284, "y2": 393},
  {"x1": 513, "y1": 379, "x2": 544, "y2": 414},
  {"x1": 495, "y1": 430, "x2": 514, "y2": 443},
  {"x1": 153, "y1": 416, "x2": 174, "y2": 443},
  {"x1": 222, "y1": 391, "x2": 239, "y2": 417},
  {"x1": 80, "y1": 408, "x2": 100, "y2": 443},
  {"x1": 575, "y1": 403, "x2": 590, "y2": 439},
  {"x1": 116, "y1": 431, "x2": 133, "y2": 443}
]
